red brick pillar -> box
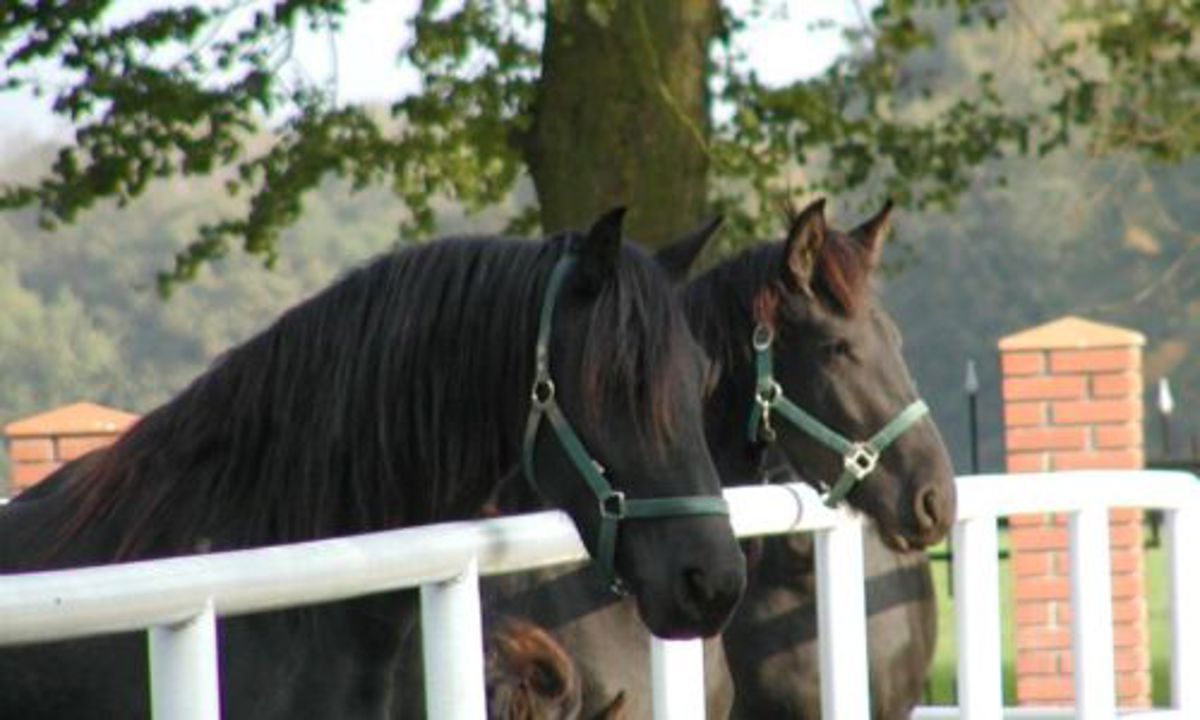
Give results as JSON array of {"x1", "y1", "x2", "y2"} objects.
[
  {"x1": 999, "y1": 316, "x2": 1149, "y2": 708},
  {"x1": 3, "y1": 402, "x2": 138, "y2": 495}
]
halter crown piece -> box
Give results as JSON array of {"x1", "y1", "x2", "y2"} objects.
[
  {"x1": 746, "y1": 323, "x2": 929, "y2": 507},
  {"x1": 522, "y1": 250, "x2": 731, "y2": 594}
]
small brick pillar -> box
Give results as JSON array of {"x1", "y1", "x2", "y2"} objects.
[
  {"x1": 999, "y1": 316, "x2": 1149, "y2": 708},
  {"x1": 3, "y1": 402, "x2": 139, "y2": 495}
]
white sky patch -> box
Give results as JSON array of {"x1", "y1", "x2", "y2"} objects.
[{"x1": 0, "y1": 1, "x2": 872, "y2": 153}]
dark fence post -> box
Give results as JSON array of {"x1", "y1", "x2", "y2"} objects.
[{"x1": 966, "y1": 359, "x2": 981, "y2": 474}]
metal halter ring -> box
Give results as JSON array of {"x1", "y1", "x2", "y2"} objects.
[
  {"x1": 843, "y1": 442, "x2": 880, "y2": 480},
  {"x1": 752, "y1": 324, "x2": 774, "y2": 350},
  {"x1": 600, "y1": 490, "x2": 627, "y2": 520},
  {"x1": 530, "y1": 378, "x2": 556, "y2": 408},
  {"x1": 755, "y1": 380, "x2": 782, "y2": 407}
]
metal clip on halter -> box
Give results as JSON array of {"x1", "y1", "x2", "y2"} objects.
[
  {"x1": 751, "y1": 324, "x2": 779, "y2": 442},
  {"x1": 755, "y1": 381, "x2": 781, "y2": 442},
  {"x1": 843, "y1": 442, "x2": 880, "y2": 480},
  {"x1": 600, "y1": 489, "x2": 626, "y2": 520}
]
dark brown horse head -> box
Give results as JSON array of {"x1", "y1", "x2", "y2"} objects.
[{"x1": 672, "y1": 198, "x2": 957, "y2": 550}]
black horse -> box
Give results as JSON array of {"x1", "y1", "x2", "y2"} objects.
[
  {"x1": 479, "y1": 198, "x2": 954, "y2": 717},
  {"x1": 0, "y1": 210, "x2": 746, "y2": 719}
]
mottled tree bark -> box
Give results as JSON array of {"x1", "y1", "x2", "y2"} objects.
[{"x1": 526, "y1": 0, "x2": 718, "y2": 248}]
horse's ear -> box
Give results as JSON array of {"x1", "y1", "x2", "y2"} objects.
[
  {"x1": 655, "y1": 215, "x2": 723, "y2": 282},
  {"x1": 577, "y1": 206, "x2": 626, "y2": 292},
  {"x1": 595, "y1": 690, "x2": 629, "y2": 719},
  {"x1": 781, "y1": 197, "x2": 827, "y2": 294},
  {"x1": 851, "y1": 198, "x2": 893, "y2": 267}
]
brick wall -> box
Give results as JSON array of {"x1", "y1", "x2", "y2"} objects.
[
  {"x1": 3, "y1": 402, "x2": 138, "y2": 495},
  {"x1": 999, "y1": 316, "x2": 1149, "y2": 707}
]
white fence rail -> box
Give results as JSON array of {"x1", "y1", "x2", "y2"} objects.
[
  {"x1": 0, "y1": 471, "x2": 1197, "y2": 719},
  {"x1": 913, "y1": 470, "x2": 1200, "y2": 720}
]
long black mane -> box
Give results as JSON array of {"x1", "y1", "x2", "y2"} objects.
[{"x1": 54, "y1": 233, "x2": 691, "y2": 561}]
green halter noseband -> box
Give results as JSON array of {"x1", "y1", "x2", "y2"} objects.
[
  {"x1": 746, "y1": 323, "x2": 929, "y2": 507},
  {"x1": 522, "y1": 251, "x2": 730, "y2": 592}
]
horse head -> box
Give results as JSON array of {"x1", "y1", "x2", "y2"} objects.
[
  {"x1": 523, "y1": 208, "x2": 745, "y2": 637},
  {"x1": 670, "y1": 198, "x2": 956, "y2": 551}
]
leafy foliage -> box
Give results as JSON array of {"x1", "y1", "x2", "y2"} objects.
[{"x1": 1, "y1": 0, "x2": 1198, "y2": 288}]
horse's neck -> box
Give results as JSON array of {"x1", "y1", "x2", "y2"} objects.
[{"x1": 0, "y1": 463, "x2": 124, "y2": 571}]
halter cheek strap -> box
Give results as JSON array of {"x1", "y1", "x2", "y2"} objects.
[
  {"x1": 746, "y1": 323, "x2": 929, "y2": 507},
  {"x1": 522, "y1": 252, "x2": 730, "y2": 593}
]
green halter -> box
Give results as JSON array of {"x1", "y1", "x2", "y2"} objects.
[
  {"x1": 522, "y1": 252, "x2": 730, "y2": 592},
  {"x1": 746, "y1": 323, "x2": 929, "y2": 507}
]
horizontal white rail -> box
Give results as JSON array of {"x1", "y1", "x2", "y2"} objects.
[
  {"x1": 952, "y1": 470, "x2": 1200, "y2": 519},
  {"x1": 914, "y1": 708, "x2": 1188, "y2": 719},
  {"x1": 0, "y1": 482, "x2": 844, "y2": 645}
]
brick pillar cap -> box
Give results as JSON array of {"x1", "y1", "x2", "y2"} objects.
[
  {"x1": 999, "y1": 315, "x2": 1145, "y2": 352},
  {"x1": 4, "y1": 402, "x2": 139, "y2": 439}
]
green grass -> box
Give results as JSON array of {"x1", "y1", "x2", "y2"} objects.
[
  {"x1": 923, "y1": 528, "x2": 1171, "y2": 707},
  {"x1": 1146, "y1": 542, "x2": 1171, "y2": 706}
]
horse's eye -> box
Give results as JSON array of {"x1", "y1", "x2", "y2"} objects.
[{"x1": 820, "y1": 340, "x2": 852, "y2": 360}]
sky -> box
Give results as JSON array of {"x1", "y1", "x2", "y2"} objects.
[{"x1": 0, "y1": 1, "x2": 870, "y2": 152}]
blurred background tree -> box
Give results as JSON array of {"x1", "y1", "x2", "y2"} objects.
[{"x1": 1, "y1": 1, "x2": 1196, "y2": 284}]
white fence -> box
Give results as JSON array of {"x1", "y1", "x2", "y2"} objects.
[{"x1": 0, "y1": 470, "x2": 1196, "y2": 719}]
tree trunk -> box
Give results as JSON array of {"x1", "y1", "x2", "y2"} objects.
[{"x1": 527, "y1": 0, "x2": 718, "y2": 248}]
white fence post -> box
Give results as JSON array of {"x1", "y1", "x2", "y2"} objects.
[
  {"x1": 420, "y1": 556, "x2": 486, "y2": 720},
  {"x1": 953, "y1": 514, "x2": 1003, "y2": 720},
  {"x1": 1070, "y1": 507, "x2": 1116, "y2": 719},
  {"x1": 1166, "y1": 507, "x2": 1198, "y2": 715},
  {"x1": 650, "y1": 638, "x2": 706, "y2": 719},
  {"x1": 815, "y1": 518, "x2": 870, "y2": 720},
  {"x1": 147, "y1": 598, "x2": 220, "y2": 720}
]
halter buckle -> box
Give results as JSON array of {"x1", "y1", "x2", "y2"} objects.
[
  {"x1": 600, "y1": 490, "x2": 627, "y2": 520},
  {"x1": 844, "y1": 442, "x2": 879, "y2": 480},
  {"x1": 530, "y1": 378, "x2": 556, "y2": 408}
]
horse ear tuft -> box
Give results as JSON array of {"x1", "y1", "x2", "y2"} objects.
[
  {"x1": 655, "y1": 215, "x2": 723, "y2": 282},
  {"x1": 781, "y1": 197, "x2": 827, "y2": 294},
  {"x1": 596, "y1": 690, "x2": 629, "y2": 719},
  {"x1": 852, "y1": 198, "x2": 894, "y2": 266},
  {"x1": 576, "y1": 206, "x2": 626, "y2": 292}
]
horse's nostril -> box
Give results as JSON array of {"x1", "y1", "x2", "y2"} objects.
[
  {"x1": 914, "y1": 485, "x2": 944, "y2": 533},
  {"x1": 683, "y1": 567, "x2": 717, "y2": 607},
  {"x1": 679, "y1": 565, "x2": 743, "y2": 617},
  {"x1": 659, "y1": 562, "x2": 745, "y2": 637}
]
